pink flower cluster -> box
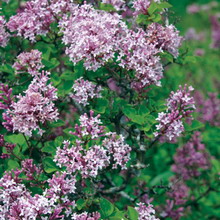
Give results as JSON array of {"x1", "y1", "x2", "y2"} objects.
[
  {"x1": 0, "y1": 84, "x2": 14, "y2": 131},
  {"x1": 59, "y1": 3, "x2": 127, "y2": 71},
  {"x1": 72, "y1": 111, "x2": 105, "y2": 139},
  {"x1": 7, "y1": 0, "x2": 72, "y2": 42},
  {"x1": 0, "y1": 167, "x2": 78, "y2": 219},
  {"x1": 5, "y1": 71, "x2": 59, "y2": 136},
  {"x1": 54, "y1": 111, "x2": 131, "y2": 178},
  {"x1": 162, "y1": 180, "x2": 189, "y2": 220},
  {"x1": 196, "y1": 92, "x2": 220, "y2": 126},
  {"x1": 117, "y1": 28, "x2": 163, "y2": 90},
  {"x1": 210, "y1": 16, "x2": 220, "y2": 49},
  {"x1": 72, "y1": 212, "x2": 100, "y2": 220},
  {"x1": 147, "y1": 23, "x2": 183, "y2": 58},
  {"x1": 58, "y1": 3, "x2": 182, "y2": 89},
  {"x1": 101, "y1": 0, "x2": 126, "y2": 11},
  {"x1": 70, "y1": 77, "x2": 102, "y2": 106},
  {"x1": 103, "y1": 132, "x2": 131, "y2": 169},
  {"x1": 135, "y1": 202, "x2": 159, "y2": 220},
  {"x1": 154, "y1": 85, "x2": 196, "y2": 141},
  {"x1": 13, "y1": 49, "x2": 44, "y2": 76},
  {"x1": 133, "y1": 0, "x2": 161, "y2": 15},
  {"x1": 0, "y1": 16, "x2": 10, "y2": 47},
  {"x1": 54, "y1": 140, "x2": 110, "y2": 178},
  {"x1": 0, "y1": 170, "x2": 52, "y2": 219},
  {"x1": 172, "y1": 132, "x2": 209, "y2": 180}
]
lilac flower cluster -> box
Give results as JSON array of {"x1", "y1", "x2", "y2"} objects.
[
  {"x1": 5, "y1": 71, "x2": 59, "y2": 136},
  {"x1": 210, "y1": 16, "x2": 220, "y2": 49},
  {"x1": 72, "y1": 212, "x2": 101, "y2": 220},
  {"x1": 7, "y1": 0, "x2": 54, "y2": 42},
  {"x1": 187, "y1": 1, "x2": 218, "y2": 14},
  {"x1": 101, "y1": 0, "x2": 126, "y2": 11},
  {"x1": 0, "y1": 168, "x2": 78, "y2": 219},
  {"x1": 58, "y1": 2, "x2": 182, "y2": 89},
  {"x1": 195, "y1": 92, "x2": 220, "y2": 126},
  {"x1": 70, "y1": 77, "x2": 102, "y2": 106},
  {"x1": 147, "y1": 23, "x2": 183, "y2": 58},
  {"x1": 7, "y1": 0, "x2": 72, "y2": 42},
  {"x1": 162, "y1": 180, "x2": 189, "y2": 220},
  {"x1": 162, "y1": 133, "x2": 209, "y2": 219},
  {"x1": 133, "y1": 0, "x2": 161, "y2": 15},
  {"x1": 54, "y1": 140, "x2": 110, "y2": 178},
  {"x1": 22, "y1": 159, "x2": 43, "y2": 181},
  {"x1": 54, "y1": 111, "x2": 131, "y2": 178},
  {"x1": 71, "y1": 111, "x2": 105, "y2": 139},
  {"x1": 172, "y1": 132, "x2": 209, "y2": 180},
  {"x1": 13, "y1": 49, "x2": 44, "y2": 76},
  {"x1": 0, "y1": 16, "x2": 10, "y2": 47},
  {"x1": 135, "y1": 202, "x2": 159, "y2": 220},
  {"x1": 59, "y1": 3, "x2": 127, "y2": 71},
  {"x1": 154, "y1": 85, "x2": 196, "y2": 141},
  {"x1": 0, "y1": 84, "x2": 13, "y2": 110},
  {"x1": 103, "y1": 132, "x2": 131, "y2": 169},
  {"x1": 0, "y1": 171, "x2": 52, "y2": 219},
  {"x1": 117, "y1": 28, "x2": 163, "y2": 90},
  {"x1": 0, "y1": 84, "x2": 14, "y2": 131}
]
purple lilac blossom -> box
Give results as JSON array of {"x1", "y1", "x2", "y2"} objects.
[
  {"x1": 146, "y1": 23, "x2": 183, "y2": 58},
  {"x1": 117, "y1": 28, "x2": 163, "y2": 90},
  {"x1": 13, "y1": 49, "x2": 44, "y2": 76},
  {"x1": 195, "y1": 92, "x2": 220, "y2": 126},
  {"x1": 54, "y1": 140, "x2": 110, "y2": 178},
  {"x1": 103, "y1": 132, "x2": 131, "y2": 169},
  {"x1": 59, "y1": 3, "x2": 128, "y2": 71},
  {"x1": 133, "y1": 0, "x2": 161, "y2": 15},
  {"x1": 72, "y1": 211, "x2": 101, "y2": 220},
  {"x1": 135, "y1": 202, "x2": 160, "y2": 220},
  {"x1": 70, "y1": 77, "x2": 102, "y2": 106},
  {"x1": 172, "y1": 132, "x2": 209, "y2": 180},
  {"x1": 161, "y1": 179, "x2": 189, "y2": 220},
  {"x1": 71, "y1": 110, "x2": 105, "y2": 139},
  {"x1": 101, "y1": 0, "x2": 126, "y2": 11},
  {"x1": 54, "y1": 111, "x2": 131, "y2": 177},
  {"x1": 154, "y1": 85, "x2": 196, "y2": 141},
  {"x1": 210, "y1": 16, "x2": 220, "y2": 49},
  {"x1": 6, "y1": 71, "x2": 59, "y2": 136},
  {"x1": 0, "y1": 16, "x2": 10, "y2": 47},
  {"x1": 7, "y1": 0, "x2": 73, "y2": 42}
]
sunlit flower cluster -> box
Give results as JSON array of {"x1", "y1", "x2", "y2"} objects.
[
  {"x1": 0, "y1": 16, "x2": 10, "y2": 47},
  {"x1": 70, "y1": 77, "x2": 102, "y2": 106},
  {"x1": 154, "y1": 85, "x2": 196, "y2": 141},
  {"x1": 6, "y1": 71, "x2": 59, "y2": 136},
  {"x1": 13, "y1": 49, "x2": 44, "y2": 76},
  {"x1": 135, "y1": 202, "x2": 160, "y2": 220}
]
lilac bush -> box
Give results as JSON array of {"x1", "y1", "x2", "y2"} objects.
[{"x1": 0, "y1": 0, "x2": 219, "y2": 219}]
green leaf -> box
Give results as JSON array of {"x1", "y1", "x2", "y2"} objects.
[
  {"x1": 41, "y1": 142, "x2": 56, "y2": 155},
  {"x1": 42, "y1": 58, "x2": 60, "y2": 69},
  {"x1": 7, "y1": 159, "x2": 20, "y2": 170},
  {"x1": 50, "y1": 119, "x2": 65, "y2": 128},
  {"x1": 76, "y1": 198, "x2": 86, "y2": 210},
  {"x1": 100, "y1": 198, "x2": 115, "y2": 218},
  {"x1": 100, "y1": 3, "x2": 115, "y2": 11},
  {"x1": 184, "y1": 120, "x2": 204, "y2": 132},
  {"x1": 0, "y1": 64, "x2": 14, "y2": 74},
  {"x1": 127, "y1": 206, "x2": 138, "y2": 220},
  {"x1": 93, "y1": 98, "x2": 109, "y2": 114},
  {"x1": 43, "y1": 157, "x2": 59, "y2": 173},
  {"x1": 148, "y1": 2, "x2": 158, "y2": 15},
  {"x1": 158, "y1": 2, "x2": 172, "y2": 9}
]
